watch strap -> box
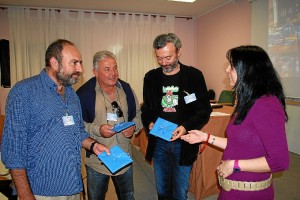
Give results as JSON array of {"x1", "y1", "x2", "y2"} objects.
[
  {"x1": 233, "y1": 159, "x2": 241, "y2": 172},
  {"x1": 89, "y1": 141, "x2": 97, "y2": 152}
]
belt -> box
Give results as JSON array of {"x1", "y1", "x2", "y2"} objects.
[{"x1": 218, "y1": 175, "x2": 272, "y2": 192}]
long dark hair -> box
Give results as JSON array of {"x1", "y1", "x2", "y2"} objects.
[{"x1": 226, "y1": 45, "x2": 287, "y2": 124}]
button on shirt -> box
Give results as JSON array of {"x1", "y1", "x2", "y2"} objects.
[{"x1": 1, "y1": 69, "x2": 89, "y2": 196}]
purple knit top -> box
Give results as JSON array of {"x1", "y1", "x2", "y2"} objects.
[{"x1": 219, "y1": 95, "x2": 289, "y2": 200}]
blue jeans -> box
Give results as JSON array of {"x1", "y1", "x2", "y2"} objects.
[
  {"x1": 86, "y1": 165, "x2": 134, "y2": 200},
  {"x1": 153, "y1": 138, "x2": 192, "y2": 200}
]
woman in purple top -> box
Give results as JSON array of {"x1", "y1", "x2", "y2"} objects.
[{"x1": 181, "y1": 45, "x2": 289, "y2": 200}]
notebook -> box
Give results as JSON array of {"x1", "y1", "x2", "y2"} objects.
[
  {"x1": 98, "y1": 145, "x2": 133, "y2": 174},
  {"x1": 112, "y1": 121, "x2": 136, "y2": 133},
  {"x1": 149, "y1": 117, "x2": 178, "y2": 141}
]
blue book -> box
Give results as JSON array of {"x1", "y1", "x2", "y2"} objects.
[
  {"x1": 98, "y1": 145, "x2": 133, "y2": 174},
  {"x1": 112, "y1": 121, "x2": 136, "y2": 133},
  {"x1": 149, "y1": 117, "x2": 178, "y2": 141}
]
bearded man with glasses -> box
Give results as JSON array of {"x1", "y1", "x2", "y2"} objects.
[{"x1": 76, "y1": 50, "x2": 142, "y2": 200}]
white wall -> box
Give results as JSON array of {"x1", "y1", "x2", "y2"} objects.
[
  {"x1": 286, "y1": 105, "x2": 300, "y2": 154},
  {"x1": 174, "y1": 18, "x2": 196, "y2": 66},
  {"x1": 195, "y1": 0, "x2": 251, "y2": 100}
]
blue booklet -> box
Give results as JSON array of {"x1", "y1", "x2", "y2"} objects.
[
  {"x1": 112, "y1": 121, "x2": 136, "y2": 133},
  {"x1": 98, "y1": 145, "x2": 133, "y2": 174},
  {"x1": 149, "y1": 117, "x2": 178, "y2": 141}
]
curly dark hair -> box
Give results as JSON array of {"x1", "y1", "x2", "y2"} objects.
[{"x1": 226, "y1": 45, "x2": 287, "y2": 124}]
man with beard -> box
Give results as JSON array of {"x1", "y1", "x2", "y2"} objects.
[
  {"x1": 1, "y1": 39, "x2": 109, "y2": 200},
  {"x1": 141, "y1": 33, "x2": 212, "y2": 200}
]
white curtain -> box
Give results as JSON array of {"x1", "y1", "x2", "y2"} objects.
[{"x1": 8, "y1": 7, "x2": 175, "y2": 102}]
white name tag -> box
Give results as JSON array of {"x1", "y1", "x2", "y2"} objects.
[
  {"x1": 62, "y1": 115, "x2": 75, "y2": 126},
  {"x1": 184, "y1": 93, "x2": 197, "y2": 104},
  {"x1": 107, "y1": 113, "x2": 118, "y2": 122}
]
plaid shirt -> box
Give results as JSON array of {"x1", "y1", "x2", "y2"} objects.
[{"x1": 1, "y1": 69, "x2": 89, "y2": 196}]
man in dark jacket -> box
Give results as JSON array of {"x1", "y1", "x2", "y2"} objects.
[
  {"x1": 141, "y1": 33, "x2": 212, "y2": 200},
  {"x1": 77, "y1": 50, "x2": 142, "y2": 200}
]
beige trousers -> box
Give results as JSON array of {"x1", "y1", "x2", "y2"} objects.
[{"x1": 34, "y1": 194, "x2": 80, "y2": 200}]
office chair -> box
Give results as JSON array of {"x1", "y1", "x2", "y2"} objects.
[
  {"x1": 207, "y1": 89, "x2": 216, "y2": 101},
  {"x1": 217, "y1": 90, "x2": 236, "y2": 106}
]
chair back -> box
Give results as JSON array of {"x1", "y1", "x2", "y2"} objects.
[
  {"x1": 207, "y1": 89, "x2": 215, "y2": 100},
  {"x1": 218, "y1": 90, "x2": 236, "y2": 105}
]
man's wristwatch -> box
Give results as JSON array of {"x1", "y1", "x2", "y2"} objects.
[
  {"x1": 89, "y1": 141, "x2": 97, "y2": 152},
  {"x1": 233, "y1": 159, "x2": 241, "y2": 172}
]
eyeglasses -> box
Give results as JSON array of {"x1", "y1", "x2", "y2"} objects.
[{"x1": 111, "y1": 101, "x2": 123, "y2": 118}]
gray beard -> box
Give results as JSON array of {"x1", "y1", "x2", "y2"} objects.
[
  {"x1": 56, "y1": 65, "x2": 79, "y2": 86},
  {"x1": 162, "y1": 59, "x2": 178, "y2": 73},
  {"x1": 57, "y1": 72, "x2": 78, "y2": 86}
]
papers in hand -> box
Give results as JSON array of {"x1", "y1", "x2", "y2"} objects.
[
  {"x1": 98, "y1": 145, "x2": 133, "y2": 174},
  {"x1": 112, "y1": 121, "x2": 136, "y2": 133},
  {"x1": 149, "y1": 117, "x2": 178, "y2": 141}
]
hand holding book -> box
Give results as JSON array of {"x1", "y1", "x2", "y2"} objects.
[
  {"x1": 98, "y1": 145, "x2": 133, "y2": 174},
  {"x1": 149, "y1": 117, "x2": 178, "y2": 141},
  {"x1": 112, "y1": 121, "x2": 136, "y2": 133}
]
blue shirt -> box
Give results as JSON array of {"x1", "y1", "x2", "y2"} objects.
[{"x1": 1, "y1": 69, "x2": 89, "y2": 196}]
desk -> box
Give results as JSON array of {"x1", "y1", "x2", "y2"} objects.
[{"x1": 132, "y1": 106, "x2": 234, "y2": 199}]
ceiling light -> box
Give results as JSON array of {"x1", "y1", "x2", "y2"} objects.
[{"x1": 168, "y1": 0, "x2": 196, "y2": 2}]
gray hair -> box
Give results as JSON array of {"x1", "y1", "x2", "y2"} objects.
[
  {"x1": 93, "y1": 50, "x2": 117, "y2": 70},
  {"x1": 153, "y1": 33, "x2": 182, "y2": 51}
]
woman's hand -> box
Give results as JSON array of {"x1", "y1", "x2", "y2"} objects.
[
  {"x1": 217, "y1": 160, "x2": 234, "y2": 178},
  {"x1": 181, "y1": 130, "x2": 208, "y2": 144}
]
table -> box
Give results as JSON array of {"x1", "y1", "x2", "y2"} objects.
[{"x1": 132, "y1": 106, "x2": 234, "y2": 199}]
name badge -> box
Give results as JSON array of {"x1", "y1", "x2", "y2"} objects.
[
  {"x1": 184, "y1": 93, "x2": 197, "y2": 104},
  {"x1": 107, "y1": 113, "x2": 118, "y2": 122},
  {"x1": 62, "y1": 115, "x2": 75, "y2": 126}
]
